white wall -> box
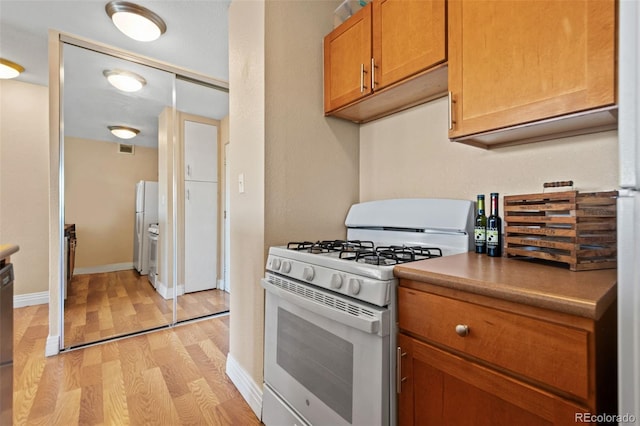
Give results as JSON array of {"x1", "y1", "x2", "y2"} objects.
[
  {"x1": 0, "y1": 79, "x2": 50, "y2": 297},
  {"x1": 264, "y1": 0, "x2": 360, "y2": 244},
  {"x1": 228, "y1": 1, "x2": 267, "y2": 416},
  {"x1": 227, "y1": 0, "x2": 359, "y2": 417},
  {"x1": 360, "y1": 96, "x2": 618, "y2": 201}
]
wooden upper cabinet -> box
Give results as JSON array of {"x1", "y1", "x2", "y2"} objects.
[
  {"x1": 372, "y1": 0, "x2": 446, "y2": 90},
  {"x1": 324, "y1": 3, "x2": 373, "y2": 113},
  {"x1": 448, "y1": 0, "x2": 617, "y2": 147},
  {"x1": 324, "y1": 0, "x2": 448, "y2": 122}
]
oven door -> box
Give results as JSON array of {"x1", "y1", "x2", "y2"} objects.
[{"x1": 262, "y1": 277, "x2": 390, "y2": 426}]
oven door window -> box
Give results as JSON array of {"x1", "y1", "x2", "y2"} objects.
[
  {"x1": 263, "y1": 288, "x2": 389, "y2": 426},
  {"x1": 277, "y1": 307, "x2": 353, "y2": 423}
]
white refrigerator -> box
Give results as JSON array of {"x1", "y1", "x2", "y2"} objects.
[
  {"x1": 618, "y1": 0, "x2": 640, "y2": 418},
  {"x1": 134, "y1": 180, "x2": 158, "y2": 275}
]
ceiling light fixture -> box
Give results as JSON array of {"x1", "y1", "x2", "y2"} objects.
[
  {"x1": 108, "y1": 125, "x2": 140, "y2": 139},
  {"x1": 0, "y1": 58, "x2": 25, "y2": 79},
  {"x1": 103, "y1": 69, "x2": 147, "y2": 92},
  {"x1": 105, "y1": 1, "x2": 167, "y2": 42}
]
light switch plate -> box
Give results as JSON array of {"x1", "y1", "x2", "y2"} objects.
[{"x1": 238, "y1": 173, "x2": 245, "y2": 193}]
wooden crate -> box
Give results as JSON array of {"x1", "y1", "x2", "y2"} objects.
[{"x1": 503, "y1": 190, "x2": 618, "y2": 271}]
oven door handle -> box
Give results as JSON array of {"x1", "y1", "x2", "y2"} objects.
[{"x1": 261, "y1": 279, "x2": 385, "y2": 336}]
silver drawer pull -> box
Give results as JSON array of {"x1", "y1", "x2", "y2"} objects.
[{"x1": 455, "y1": 324, "x2": 470, "y2": 337}]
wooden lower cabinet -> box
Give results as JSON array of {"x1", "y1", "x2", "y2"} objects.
[
  {"x1": 398, "y1": 333, "x2": 587, "y2": 425},
  {"x1": 397, "y1": 283, "x2": 616, "y2": 425}
]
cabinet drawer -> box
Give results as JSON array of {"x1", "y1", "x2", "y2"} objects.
[{"x1": 398, "y1": 287, "x2": 590, "y2": 400}]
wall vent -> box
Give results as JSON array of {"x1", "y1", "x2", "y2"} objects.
[{"x1": 118, "y1": 143, "x2": 135, "y2": 155}]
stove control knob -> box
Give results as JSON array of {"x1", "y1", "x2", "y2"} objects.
[
  {"x1": 348, "y1": 278, "x2": 362, "y2": 295},
  {"x1": 281, "y1": 261, "x2": 291, "y2": 273},
  {"x1": 303, "y1": 266, "x2": 315, "y2": 281},
  {"x1": 270, "y1": 258, "x2": 281, "y2": 271},
  {"x1": 330, "y1": 274, "x2": 343, "y2": 289}
]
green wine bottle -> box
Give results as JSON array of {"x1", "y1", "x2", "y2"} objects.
[
  {"x1": 474, "y1": 195, "x2": 487, "y2": 253},
  {"x1": 487, "y1": 192, "x2": 502, "y2": 257}
]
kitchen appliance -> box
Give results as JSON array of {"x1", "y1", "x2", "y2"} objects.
[
  {"x1": 0, "y1": 260, "x2": 15, "y2": 425},
  {"x1": 148, "y1": 223, "x2": 159, "y2": 288},
  {"x1": 617, "y1": 1, "x2": 640, "y2": 417},
  {"x1": 134, "y1": 180, "x2": 158, "y2": 275},
  {"x1": 262, "y1": 198, "x2": 474, "y2": 426}
]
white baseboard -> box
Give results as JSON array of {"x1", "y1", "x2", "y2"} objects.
[
  {"x1": 45, "y1": 334, "x2": 60, "y2": 356},
  {"x1": 156, "y1": 279, "x2": 171, "y2": 299},
  {"x1": 74, "y1": 262, "x2": 133, "y2": 275},
  {"x1": 155, "y1": 280, "x2": 185, "y2": 299},
  {"x1": 14, "y1": 291, "x2": 49, "y2": 307},
  {"x1": 226, "y1": 352, "x2": 263, "y2": 420}
]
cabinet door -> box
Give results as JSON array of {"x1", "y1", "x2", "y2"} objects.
[
  {"x1": 184, "y1": 180, "x2": 217, "y2": 293},
  {"x1": 372, "y1": 0, "x2": 446, "y2": 91},
  {"x1": 324, "y1": 3, "x2": 372, "y2": 113},
  {"x1": 184, "y1": 120, "x2": 218, "y2": 182},
  {"x1": 448, "y1": 0, "x2": 616, "y2": 139},
  {"x1": 400, "y1": 335, "x2": 588, "y2": 425}
]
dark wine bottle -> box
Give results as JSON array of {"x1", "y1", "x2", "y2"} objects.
[
  {"x1": 486, "y1": 192, "x2": 502, "y2": 257},
  {"x1": 474, "y1": 194, "x2": 487, "y2": 253}
]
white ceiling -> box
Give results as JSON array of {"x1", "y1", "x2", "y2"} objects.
[{"x1": 0, "y1": 0, "x2": 230, "y2": 147}]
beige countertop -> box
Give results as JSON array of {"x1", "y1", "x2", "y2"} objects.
[
  {"x1": 394, "y1": 252, "x2": 617, "y2": 320},
  {"x1": 0, "y1": 244, "x2": 19, "y2": 261}
]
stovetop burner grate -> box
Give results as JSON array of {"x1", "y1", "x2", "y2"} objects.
[
  {"x1": 339, "y1": 245, "x2": 442, "y2": 265},
  {"x1": 287, "y1": 240, "x2": 375, "y2": 254},
  {"x1": 286, "y1": 240, "x2": 442, "y2": 265}
]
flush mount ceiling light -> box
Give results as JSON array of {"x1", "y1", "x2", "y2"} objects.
[
  {"x1": 0, "y1": 58, "x2": 25, "y2": 79},
  {"x1": 105, "y1": 1, "x2": 167, "y2": 42},
  {"x1": 108, "y1": 125, "x2": 140, "y2": 139},
  {"x1": 103, "y1": 69, "x2": 147, "y2": 92}
]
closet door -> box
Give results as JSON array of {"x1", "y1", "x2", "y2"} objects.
[{"x1": 184, "y1": 180, "x2": 218, "y2": 293}]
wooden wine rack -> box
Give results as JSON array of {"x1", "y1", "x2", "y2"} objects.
[{"x1": 503, "y1": 189, "x2": 618, "y2": 271}]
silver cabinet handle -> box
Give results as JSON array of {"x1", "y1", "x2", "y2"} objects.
[
  {"x1": 187, "y1": 164, "x2": 191, "y2": 177},
  {"x1": 371, "y1": 58, "x2": 377, "y2": 90},
  {"x1": 448, "y1": 91, "x2": 456, "y2": 130},
  {"x1": 455, "y1": 324, "x2": 470, "y2": 337},
  {"x1": 396, "y1": 346, "x2": 407, "y2": 393},
  {"x1": 186, "y1": 189, "x2": 190, "y2": 201},
  {"x1": 360, "y1": 64, "x2": 366, "y2": 93}
]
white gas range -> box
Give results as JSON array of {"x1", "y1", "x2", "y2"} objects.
[{"x1": 262, "y1": 198, "x2": 474, "y2": 426}]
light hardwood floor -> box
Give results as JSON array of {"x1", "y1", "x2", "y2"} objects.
[
  {"x1": 13, "y1": 304, "x2": 261, "y2": 425},
  {"x1": 64, "y1": 270, "x2": 230, "y2": 348}
]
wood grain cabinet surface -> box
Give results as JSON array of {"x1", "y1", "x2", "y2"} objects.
[
  {"x1": 447, "y1": 0, "x2": 617, "y2": 148},
  {"x1": 397, "y1": 279, "x2": 617, "y2": 425},
  {"x1": 323, "y1": 3, "x2": 373, "y2": 112},
  {"x1": 324, "y1": 0, "x2": 447, "y2": 123}
]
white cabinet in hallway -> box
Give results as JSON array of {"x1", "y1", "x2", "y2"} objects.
[
  {"x1": 184, "y1": 180, "x2": 218, "y2": 293},
  {"x1": 183, "y1": 119, "x2": 218, "y2": 294},
  {"x1": 184, "y1": 120, "x2": 218, "y2": 182}
]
